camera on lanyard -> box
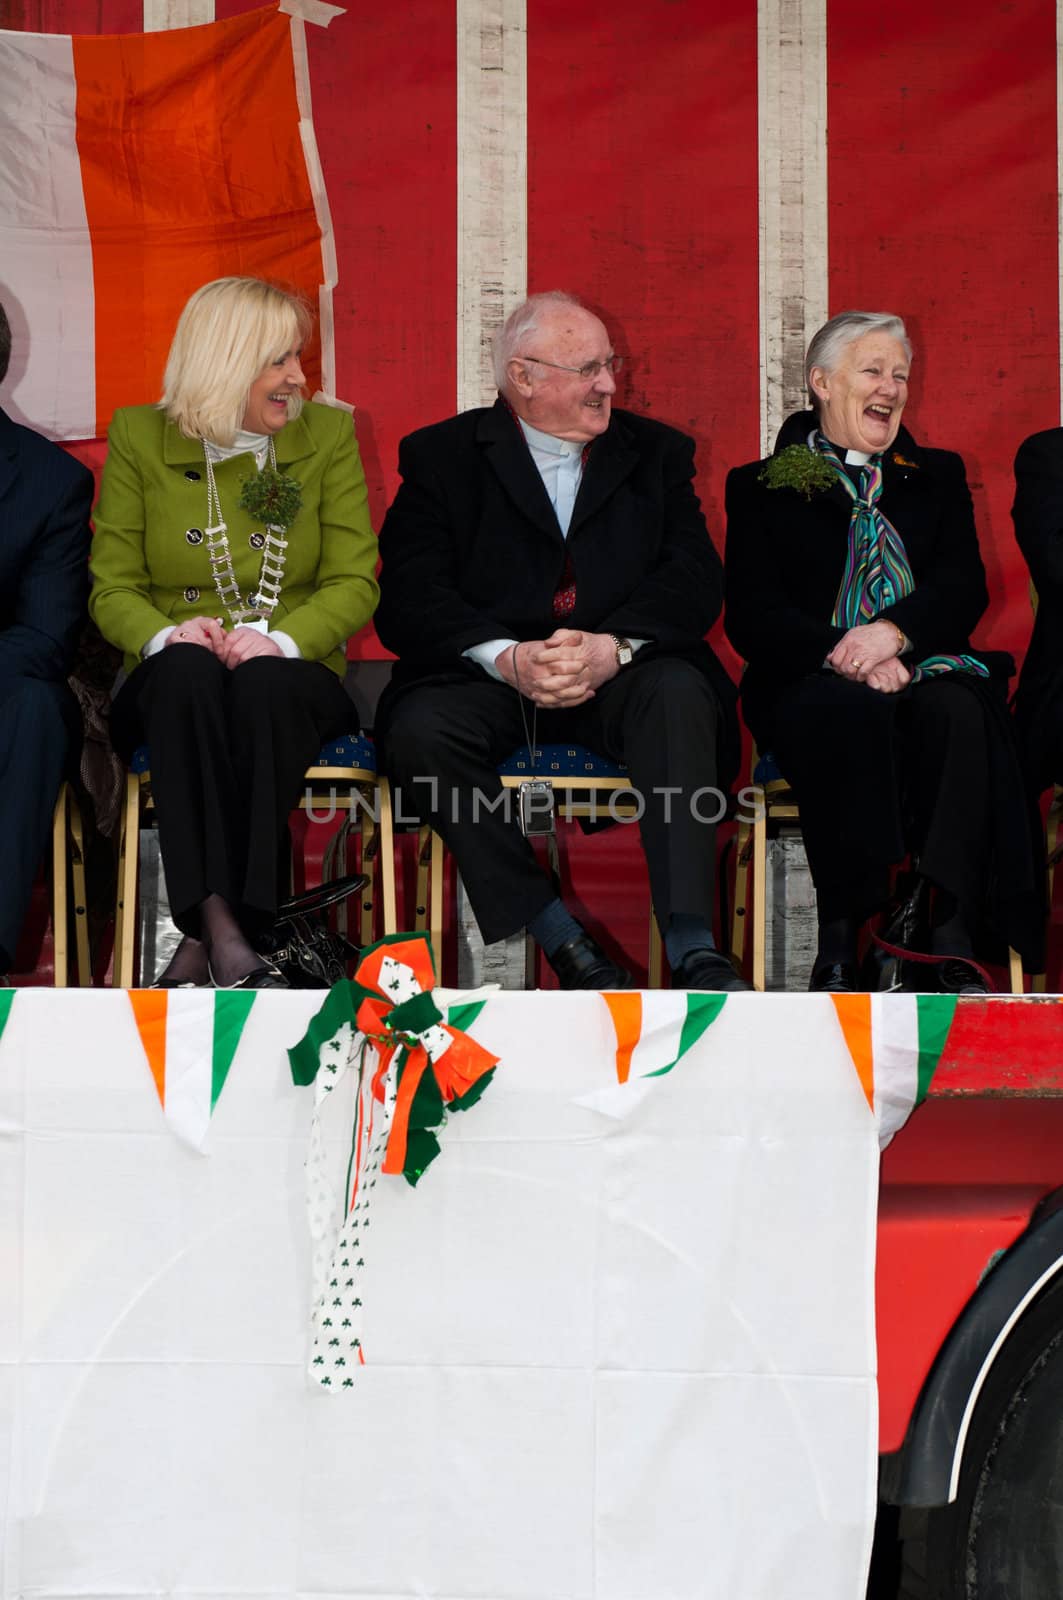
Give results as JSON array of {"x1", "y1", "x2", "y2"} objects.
[{"x1": 516, "y1": 779, "x2": 556, "y2": 837}]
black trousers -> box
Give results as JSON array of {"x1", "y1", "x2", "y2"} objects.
[
  {"x1": 764, "y1": 672, "x2": 997, "y2": 927},
  {"x1": 380, "y1": 656, "x2": 724, "y2": 945},
  {"x1": 0, "y1": 672, "x2": 80, "y2": 970},
  {"x1": 110, "y1": 647, "x2": 354, "y2": 938}
]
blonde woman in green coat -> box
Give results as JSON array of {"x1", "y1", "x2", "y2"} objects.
[{"x1": 91, "y1": 278, "x2": 379, "y2": 988}]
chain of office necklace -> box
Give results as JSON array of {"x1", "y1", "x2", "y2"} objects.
[{"x1": 203, "y1": 439, "x2": 289, "y2": 626}]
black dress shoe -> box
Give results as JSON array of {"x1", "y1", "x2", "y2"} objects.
[
  {"x1": 671, "y1": 948, "x2": 751, "y2": 992},
  {"x1": 937, "y1": 958, "x2": 990, "y2": 996},
  {"x1": 546, "y1": 932, "x2": 631, "y2": 991},
  {"x1": 809, "y1": 961, "x2": 858, "y2": 993}
]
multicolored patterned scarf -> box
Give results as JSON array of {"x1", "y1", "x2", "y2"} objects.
[{"x1": 815, "y1": 434, "x2": 988, "y2": 683}]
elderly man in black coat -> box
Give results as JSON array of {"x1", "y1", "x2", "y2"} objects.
[
  {"x1": 0, "y1": 301, "x2": 93, "y2": 978},
  {"x1": 375, "y1": 291, "x2": 744, "y2": 990}
]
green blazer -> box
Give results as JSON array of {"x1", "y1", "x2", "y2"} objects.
[{"x1": 90, "y1": 400, "x2": 379, "y2": 677}]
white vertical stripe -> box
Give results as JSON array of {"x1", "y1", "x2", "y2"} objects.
[
  {"x1": 143, "y1": 0, "x2": 214, "y2": 28},
  {"x1": 287, "y1": 15, "x2": 340, "y2": 405},
  {"x1": 0, "y1": 34, "x2": 95, "y2": 441},
  {"x1": 456, "y1": 0, "x2": 528, "y2": 413},
  {"x1": 163, "y1": 991, "x2": 217, "y2": 1152},
  {"x1": 870, "y1": 994, "x2": 920, "y2": 1148},
  {"x1": 757, "y1": 0, "x2": 829, "y2": 455},
  {"x1": 627, "y1": 992, "x2": 690, "y2": 1079}
]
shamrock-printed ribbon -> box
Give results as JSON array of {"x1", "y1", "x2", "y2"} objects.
[
  {"x1": 292, "y1": 932, "x2": 499, "y2": 1185},
  {"x1": 288, "y1": 933, "x2": 499, "y2": 1389}
]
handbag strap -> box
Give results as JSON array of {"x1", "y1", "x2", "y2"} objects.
[
  {"x1": 276, "y1": 872, "x2": 369, "y2": 920},
  {"x1": 868, "y1": 929, "x2": 997, "y2": 991}
]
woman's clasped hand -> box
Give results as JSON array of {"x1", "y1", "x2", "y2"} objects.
[{"x1": 165, "y1": 617, "x2": 284, "y2": 664}]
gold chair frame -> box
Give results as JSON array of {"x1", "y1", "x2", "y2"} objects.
[
  {"x1": 413, "y1": 768, "x2": 663, "y2": 987},
  {"x1": 51, "y1": 780, "x2": 91, "y2": 987},
  {"x1": 113, "y1": 760, "x2": 396, "y2": 988}
]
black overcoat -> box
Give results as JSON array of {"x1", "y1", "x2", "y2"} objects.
[
  {"x1": 724, "y1": 414, "x2": 992, "y2": 743},
  {"x1": 374, "y1": 398, "x2": 737, "y2": 777}
]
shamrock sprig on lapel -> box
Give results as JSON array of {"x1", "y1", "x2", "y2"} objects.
[
  {"x1": 239, "y1": 465, "x2": 302, "y2": 529},
  {"x1": 759, "y1": 444, "x2": 837, "y2": 499}
]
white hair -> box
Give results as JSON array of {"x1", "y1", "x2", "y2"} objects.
[
  {"x1": 491, "y1": 291, "x2": 585, "y2": 390},
  {"x1": 805, "y1": 311, "x2": 912, "y2": 410}
]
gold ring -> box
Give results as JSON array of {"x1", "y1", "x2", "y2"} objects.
[{"x1": 852, "y1": 659, "x2": 863, "y2": 669}]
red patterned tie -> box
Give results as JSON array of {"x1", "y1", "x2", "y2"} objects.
[
  {"x1": 552, "y1": 550, "x2": 577, "y2": 619},
  {"x1": 498, "y1": 395, "x2": 590, "y2": 621},
  {"x1": 551, "y1": 442, "x2": 591, "y2": 619}
]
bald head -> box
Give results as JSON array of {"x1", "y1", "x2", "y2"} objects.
[{"x1": 495, "y1": 293, "x2": 617, "y2": 443}]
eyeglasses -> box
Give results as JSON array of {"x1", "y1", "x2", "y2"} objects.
[{"x1": 519, "y1": 354, "x2": 625, "y2": 380}]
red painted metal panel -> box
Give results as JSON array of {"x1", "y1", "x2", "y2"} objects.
[
  {"x1": 875, "y1": 1179, "x2": 1041, "y2": 1451},
  {"x1": 826, "y1": 0, "x2": 1060, "y2": 665},
  {"x1": 930, "y1": 995, "x2": 1063, "y2": 1094},
  {"x1": 876, "y1": 1095, "x2": 1063, "y2": 1449}
]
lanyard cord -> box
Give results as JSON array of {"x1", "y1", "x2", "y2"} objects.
[{"x1": 511, "y1": 643, "x2": 538, "y2": 764}]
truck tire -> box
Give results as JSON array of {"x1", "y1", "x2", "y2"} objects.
[{"x1": 898, "y1": 1272, "x2": 1063, "y2": 1599}]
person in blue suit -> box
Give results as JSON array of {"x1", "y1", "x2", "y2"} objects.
[{"x1": 0, "y1": 300, "x2": 93, "y2": 979}]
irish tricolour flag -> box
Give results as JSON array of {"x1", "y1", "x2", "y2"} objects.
[{"x1": 0, "y1": 3, "x2": 335, "y2": 441}]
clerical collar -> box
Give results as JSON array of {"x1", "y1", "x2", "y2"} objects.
[
  {"x1": 517, "y1": 416, "x2": 584, "y2": 458},
  {"x1": 807, "y1": 430, "x2": 873, "y2": 467}
]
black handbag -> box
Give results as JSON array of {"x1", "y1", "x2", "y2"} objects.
[
  {"x1": 258, "y1": 872, "x2": 368, "y2": 988},
  {"x1": 863, "y1": 872, "x2": 929, "y2": 992}
]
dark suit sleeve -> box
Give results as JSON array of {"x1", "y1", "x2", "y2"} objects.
[
  {"x1": 875, "y1": 451, "x2": 988, "y2": 656},
  {"x1": 724, "y1": 465, "x2": 845, "y2": 673},
  {"x1": 1012, "y1": 431, "x2": 1063, "y2": 594},
  {"x1": 0, "y1": 460, "x2": 93, "y2": 681},
  {"x1": 375, "y1": 432, "x2": 516, "y2": 660},
  {"x1": 595, "y1": 430, "x2": 724, "y2": 648}
]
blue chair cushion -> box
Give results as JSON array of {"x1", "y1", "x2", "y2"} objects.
[
  {"x1": 314, "y1": 733, "x2": 377, "y2": 773},
  {"x1": 130, "y1": 731, "x2": 376, "y2": 776},
  {"x1": 753, "y1": 750, "x2": 784, "y2": 785},
  {"x1": 497, "y1": 743, "x2": 628, "y2": 779}
]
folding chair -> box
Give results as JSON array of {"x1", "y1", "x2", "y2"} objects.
[
  {"x1": 113, "y1": 733, "x2": 395, "y2": 987},
  {"x1": 412, "y1": 743, "x2": 663, "y2": 986},
  {"x1": 730, "y1": 751, "x2": 1024, "y2": 994}
]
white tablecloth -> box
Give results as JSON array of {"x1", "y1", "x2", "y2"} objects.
[{"x1": 0, "y1": 989, "x2": 879, "y2": 1599}]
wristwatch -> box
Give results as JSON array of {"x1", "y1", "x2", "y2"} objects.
[{"x1": 611, "y1": 634, "x2": 633, "y2": 667}]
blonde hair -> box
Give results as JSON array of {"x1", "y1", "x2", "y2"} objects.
[{"x1": 161, "y1": 277, "x2": 312, "y2": 445}]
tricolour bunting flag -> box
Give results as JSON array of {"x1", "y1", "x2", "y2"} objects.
[
  {"x1": 602, "y1": 989, "x2": 727, "y2": 1081},
  {"x1": 0, "y1": 3, "x2": 331, "y2": 440},
  {"x1": 831, "y1": 992, "x2": 958, "y2": 1146},
  {"x1": 128, "y1": 988, "x2": 257, "y2": 1151}
]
